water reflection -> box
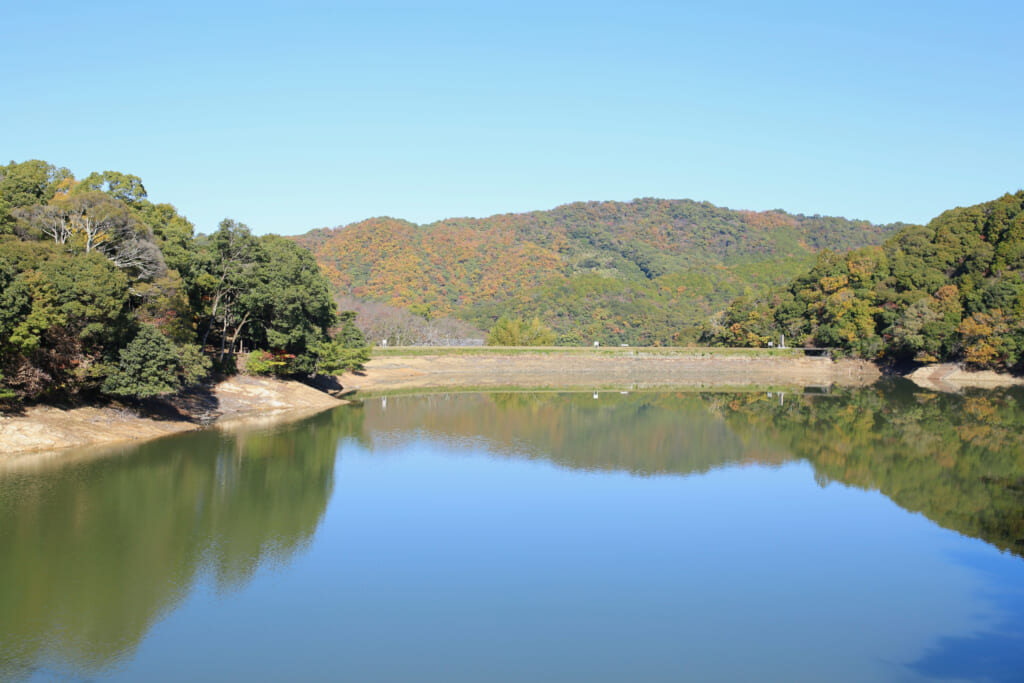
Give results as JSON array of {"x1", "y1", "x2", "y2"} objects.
[
  {"x1": 0, "y1": 407, "x2": 361, "y2": 680},
  {"x1": 2, "y1": 384, "x2": 1024, "y2": 681},
  {"x1": 362, "y1": 384, "x2": 1024, "y2": 558},
  {"x1": 718, "y1": 381, "x2": 1024, "y2": 558},
  {"x1": 359, "y1": 391, "x2": 792, "y2": 475}
]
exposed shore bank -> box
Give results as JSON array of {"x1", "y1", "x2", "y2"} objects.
[
  {"x1": 0, "y1": 375, "x2": 343, "y2": 458},
  {"x1": 6, "y1": 350, "x2": 1020, "y2": 459},
  {"x1": 335, "y1": 350, "x2": 882, "y2": 394},
  {"x1": 903, "y1": 363, "x2": 1024, "y2": 393}
]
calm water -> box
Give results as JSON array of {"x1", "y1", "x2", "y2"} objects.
[{"x1": 2, "y1": 382, "x2": 1023, "y2": 682}]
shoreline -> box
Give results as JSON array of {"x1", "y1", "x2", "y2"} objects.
[
  {"x1": 3, "y1": 351, "x2": 1020, "y2": 459},
  {"x1": 0, "y1": 375, "x2": 344, "y2": 459},
  {"x1": 335, "y1": 352, "x2": 882, "y2": 394}
]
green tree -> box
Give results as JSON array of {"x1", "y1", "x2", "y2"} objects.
[
  {"x1": 189, "y1": 219, "x2": 260, "y2": 359},
  {"x1": 102, "y1": 325, "x2": 210, "y2": 398},
  {"x1": 133, "y1": 201, "x2": 195, "y2": 274},
  {"x1": 0, "y1": 160, "x2": 73, "y2": 234},
  {"x1": 14, "y1": 191, "x2": 166, "y2": 280},
  {"x1": 72, "y1": 170, "x2": 148, "y2": 206},
  {"x1": 487, "y1": 316, "x2": 555, "y2": 345},
  {"x1": 334, "y1": 311, "x2": 367, "y2": 348},
  {"x1": 102, "y1": 325, "x2": 181, "y2": 398},
  {"x1": 710, "y1": 292, "x2": 778, "y2": 346},
  {"x1": 310, "y1": 340, "x2": 371, "y2": 375},
  {"x1": 0, "y1": 240, "x2": 133, "y2": 399},
  {"x1": 0, "y1": 160, "x2": 72, "y2": 208},
  {"x1": 241, "y1": 235, "x2": 337, "y2": 372}
]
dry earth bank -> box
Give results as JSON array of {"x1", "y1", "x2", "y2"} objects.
[
  {"x1": 0, "y1": 375, "x2": 342, "y2": 458},
  {"x1": 904, "y1": 363, "x2": 1024, "y2": 393},
  {"x1": 14, "y1": 350, "x2": 1016, "y2": 460},
  {"x1": 335, "y1": 350, "x2": 881, "y2": 393}
]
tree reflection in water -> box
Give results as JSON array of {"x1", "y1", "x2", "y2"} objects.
[
  {"x1": 359, "y1": 383, "x2": 1024, "y2": 558},
  {"x1": 2, "y1": 383, "x2": 1023, "y2": 680},
  {"x1": 0, "y1": 406, "x2": 362, "y2": 680}
]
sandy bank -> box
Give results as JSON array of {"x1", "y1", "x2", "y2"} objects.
[
  {"x1": 0, "y1": 375, "x2": 343, "y2": 457},
  {"x1": 336, "y1": 352, "x2": 881, "y2": 393},
  {"x1": 17, "y1": 352, "x2": 1002, "y2": 459},
  {"x1": 905, "y1": 363, "x2": 1024, "y2": 393}
]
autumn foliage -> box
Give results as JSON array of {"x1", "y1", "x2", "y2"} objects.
[
  {"x1": 298, "y1": 199, "x2": 899, "y2": 346},
  {"x1": 710, "y1": 191, "x2": 1024, "y2": 372}
]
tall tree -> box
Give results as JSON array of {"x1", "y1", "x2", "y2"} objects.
[
  {"x1": 189, "y1": 219, "x2": 260, "y2": 360},
  {"x1": 72, "y1": 171, "x2": 148, "y2": 206},
  {"x1": 16, "y1": 192, "x2": 166, "y2": 280},
  {"x1": 239, "y1": 235, "x2": 337, "y2": 371},
  {"x1": 0, "y1": 160, "x2": 73, "y2": 233},
  {"x1": 0, "y1": 240, "x2": 132, "y2": 399}
]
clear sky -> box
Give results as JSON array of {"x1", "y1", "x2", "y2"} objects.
[{"x1": 2, "y1": 0, "x2": 1021, "y2": 235}]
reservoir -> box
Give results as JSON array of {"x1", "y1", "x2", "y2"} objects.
[{"x1": 2, "y1": 382, "x2": 1023, "y2": 681}]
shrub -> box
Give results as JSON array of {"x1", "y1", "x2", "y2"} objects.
[{"x1": 244, "y1": 350, "x2": 294, "y2": 376}]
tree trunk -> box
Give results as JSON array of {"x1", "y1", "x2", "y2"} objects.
[
  {"x1": 218, "y1": 317, "x2": 229, "y2": 364},
  {"x1": 228, "y1": 313, "x2": 251, "y2": 359},
  {"x1": 200, "y1": 292, "x2": 223, "y2": 351}
]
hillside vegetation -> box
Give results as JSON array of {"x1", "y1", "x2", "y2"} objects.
[
  {"x1": 711, "y1": 191, "x2": 1024, "y2": 371},
  {"x1": 299, "y1": 199, "x2": 901, "y2": 345},
  {"x1": 0, "y1": 159, "x2": 368, "y2": 404}
]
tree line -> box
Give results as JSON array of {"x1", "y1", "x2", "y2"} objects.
[
  {"x1": 706, "y1": 191, "x2": 1024, "y2": 372},
  {"x1": 0, "y1": 159, "x2": 369, "y2": 403}
]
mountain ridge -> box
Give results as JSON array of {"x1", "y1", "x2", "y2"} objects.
[{"x1": 299, "y1": 197, "x2": 905, "y2": 345}]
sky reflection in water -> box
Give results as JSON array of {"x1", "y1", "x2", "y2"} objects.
[{"x1": 2, "y1": 384, "x2": 1023, "y2": 682}]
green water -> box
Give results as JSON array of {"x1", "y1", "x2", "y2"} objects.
[{"x1": 1, "y1": 381, "x2": 1022, "y2": 681}]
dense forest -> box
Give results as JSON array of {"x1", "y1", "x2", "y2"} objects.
[
  {"x1": 709, "y1": 191, "x2": 1024, "y2": 372},
  {"x1": 0, "y1": 159, "x2": 368, "y2": 404},
  {"x1": 298, "y1": 199, "x2": 902, "y2": 346}
]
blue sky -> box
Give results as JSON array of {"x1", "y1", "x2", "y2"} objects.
[{"x1": 3, "y1": 0, "x2": 1021, "y2": 235}]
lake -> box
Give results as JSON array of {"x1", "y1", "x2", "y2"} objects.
[{"x1": 2, "y1": 381, "x2": 1023, "y2": 682}]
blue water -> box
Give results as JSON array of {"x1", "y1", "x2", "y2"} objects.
[{"x1": 2, "y1": 388, "x2": 1022, "y2": 682}]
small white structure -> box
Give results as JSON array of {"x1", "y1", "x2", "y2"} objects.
[
  {"x1": 382, "y1": 339, "x2": 388, "y2": 348},
  {"x1": 593, "y1": 341, "x2": 600, "y2": 347}
]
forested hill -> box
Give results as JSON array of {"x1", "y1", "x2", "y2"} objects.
[
  {"x1": 300, "y1": 198, "x2": 903, "y2": 345},
  {"x1": 710, "y1": 191, "x2": 1024, "y2": 371}
]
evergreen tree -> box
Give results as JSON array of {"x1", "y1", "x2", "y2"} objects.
[{"x1": 102, "y1": 325, "x2": 185, "y2": 398}]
